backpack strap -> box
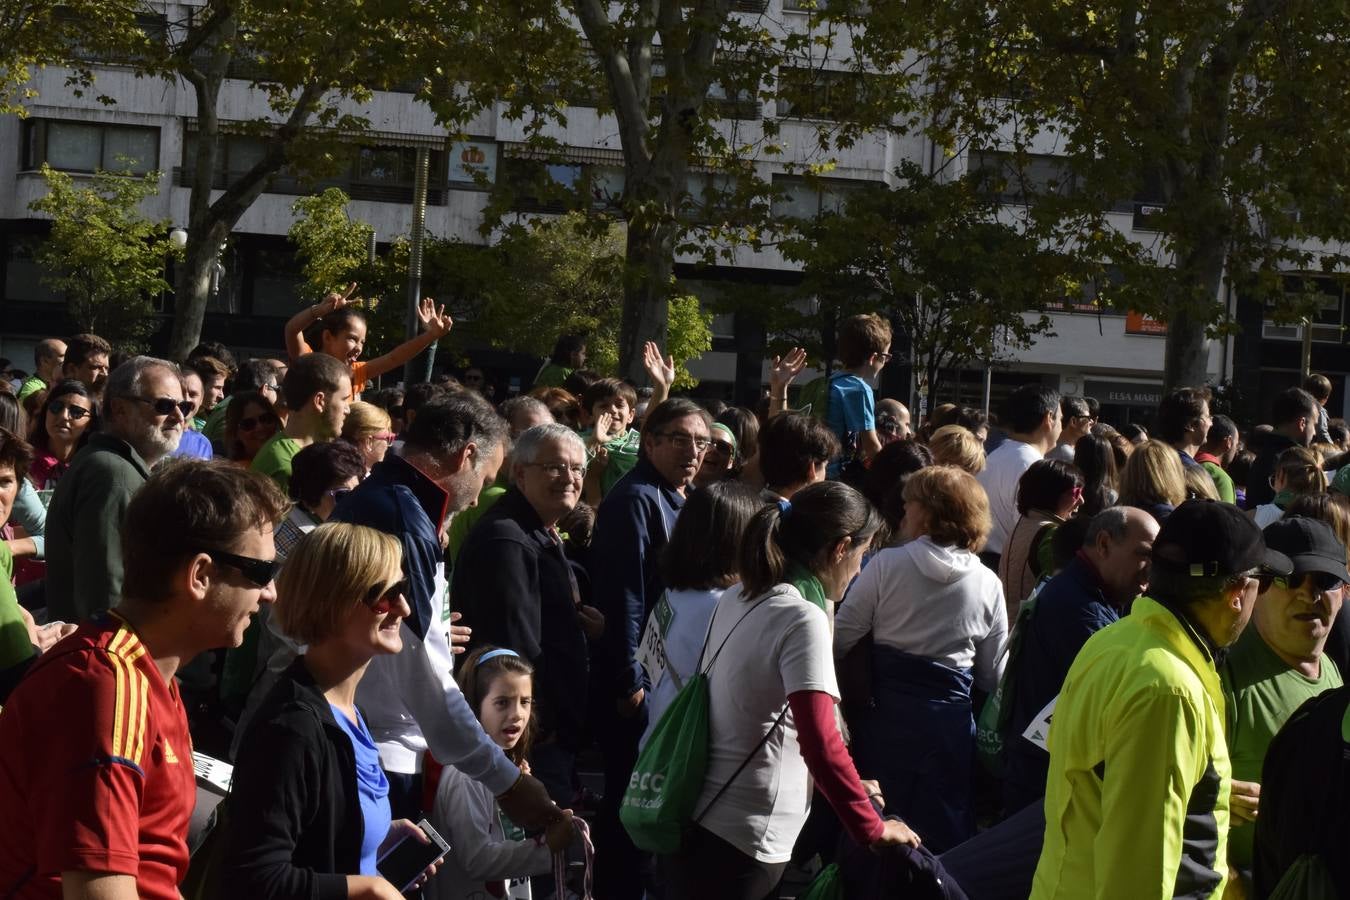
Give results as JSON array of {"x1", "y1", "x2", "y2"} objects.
[
  {"x1": 693, "y1": 703, "x2": 790, "y2": 824},
  {"x1": 696, "y1": 592, "x2": 774, "y2": 675}
]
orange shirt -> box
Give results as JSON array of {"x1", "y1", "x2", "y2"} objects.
[{"x1": 295, "y1": 335, "x2": 369, "y2": 394}]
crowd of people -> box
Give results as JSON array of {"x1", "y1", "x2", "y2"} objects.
[{"x1": 0, "y1": 302, "x2": 1347, "y2": 900}]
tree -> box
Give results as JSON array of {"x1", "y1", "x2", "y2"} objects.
[
  {"x1": 28, "y1": 165, "x2": 179, "y2": 352},
  {"x1": 782, "y1": 161, "x2": 1066, "y2": 400},
  {"x1": 0, "y1": 0, "x2": 144, "y2": 114},
  {"x1": 289, "y1": 188, "x2": 374, "y2": 305},
  {"x1": 855, "y1": 0, "x2": 1350, "y2": 389}
]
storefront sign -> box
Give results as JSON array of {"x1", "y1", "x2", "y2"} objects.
[
  {"x1": 1125, "y1": 310, "x2": 1168, "y2": 335},
  {"x1": 1083, "y1": 379, "x2": 1163, "y2": 408},
  {"x1": 448, "y1": 140, "x2": 497, "y2": 185}
]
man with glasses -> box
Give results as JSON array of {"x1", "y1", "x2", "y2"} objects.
[
  {"x1": 455, "y1": 423, "x2": 599, "y2": 802},
  {"x1": 588, "y1": 397, "x2": 712, "y2": 899},
  {"x1": 1220, "y1": 516, "x2": 1346, "y2": 884},
  {"x1": 46, "y1": 357, "x2": 190, "y2": 623},
  {"x1": 1046, "y1": 397, "x2": 1094, "y2": 463},
  {"x1": 0, "y1": 460, "x2": 287, "y2": 900},
  {"x1": 1031, "y1": 500, "x2": 1292, "y2": 900}
]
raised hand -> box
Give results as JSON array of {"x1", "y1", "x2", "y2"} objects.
[
  {"x1": 643, "y1": 340, "x2": 676, "y2": 390},
  {"x1": 322, "y1": 282, "x2": 358, "y2": 314},
  {"x1": 417, "y1": 297, "x2": 454, "y2": 337},
  {"x1": 769, "y1": 347, "x2": 808, "y2": 391}
]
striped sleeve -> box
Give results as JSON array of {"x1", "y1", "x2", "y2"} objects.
[{"x1": 106, "y1": 628, "x2": 151, "y2": 768}]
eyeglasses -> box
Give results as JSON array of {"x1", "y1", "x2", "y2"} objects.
[
  {"x1": 238, "y1": 413, "x2": 278, "y2": 432},
  {"x1": 527, "y1": 462, "x2": 587, "y2": 479},
  {"x1": 876, "y1": 351, "x2": 894, "y2": 362},
  {"x1": 707, "y1": 439, "x2": 734, "y2": 456},
  {"x1": 204, "y1": 549, "x2": 279, "y2": 588},
  {"x1": 364, "y1": 578, "x2": 407, "y2": 613},
  {"x1": 1275, "y1": 572, "x2": 1345, "y2": 595},
  {"x1": 656, "y1": 432, "x2": 711, "y2": 452},
  {"x1": 371, "y1": 432, "x2": 397, "y2": 443},
  {"x1": 261, "y1": 381, "x2": 280, "y2": 392},
  {"x1": 123, "y1": 395, "x2": 194, "y2": 418},
  {"x1": 48, "y1": 400, "x2": 92, "y2": 421}
]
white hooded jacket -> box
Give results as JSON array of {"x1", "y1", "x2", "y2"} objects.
[{"x1": 834, "y1": 534, "x2": 1009, "y2": 692}]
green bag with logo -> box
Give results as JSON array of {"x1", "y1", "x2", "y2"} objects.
[{"x1": 620, "y1": 594, "x2": 779, "y2": 853}]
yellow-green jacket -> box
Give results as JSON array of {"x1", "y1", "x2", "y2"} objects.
[{"x1": 1030, "y1": 596, "x2": 1231, "y2": 900}]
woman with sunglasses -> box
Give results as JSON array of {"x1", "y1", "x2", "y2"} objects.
[
  {"x1": 211, "y1": 523, "x2": 442, "y2": 900},
  {"x1": 341, "y1": 401, "x2": 396, "y2": 476},
  {"x1": 998, "y1": 458, "x2": 1086, "y2": 624},
  {"x1": 27, "y1": 380, "x2": 97, "y2": 491},
  {"x1": 224, "y1": 390, "x2": 281, "y2": 466}
]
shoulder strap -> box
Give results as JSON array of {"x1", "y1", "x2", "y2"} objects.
[
  {"x1": 696, "y1": 592, "x2": 774, "y2": 676},
  {"x1": 693, "y1": 703, "x2": 790, "y2": 825}
]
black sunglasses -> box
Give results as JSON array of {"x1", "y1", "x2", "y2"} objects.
[
  {"x1": 238, "y1": 413, "x2": 278, "y2": 431},
  {"x1": 125, "y1": 395, "x2": 194, "y2": 418},
  {"x1": 48, "y1": 400, "x2": 92, "y2": 420},
  {"x1": 364, "y1": 578, "x2": 408, "y2": 609},
  {"x1": 1275, "y1": 571, "x2": 1345, "y2": 594},
  {"x1": 205, "y1": 549, "x2": 279, "y2": 588}
]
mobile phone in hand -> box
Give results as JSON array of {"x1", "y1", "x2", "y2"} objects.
[{"x1": 377, "y1": 818, "x2": 450, "y2": 893}]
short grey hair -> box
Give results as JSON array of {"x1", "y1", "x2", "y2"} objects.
[
  {"x1": 512, "y1": 423, "x2": 585, "y2": 467},
  {"x1": 500, "y1": 395, "x2": 552, "y2": 425},
  {"x1": 106, "y1": 356, "x2": 178, "y2": 405}
]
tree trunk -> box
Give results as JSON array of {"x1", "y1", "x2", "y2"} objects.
[{"x1": 618, "y1": 211, "x2": 677, "y2": 383}]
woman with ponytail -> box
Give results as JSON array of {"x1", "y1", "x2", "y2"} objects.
[
  {"x1": 662, "y1": 481, "x2": 918, "y2": 900},
  {"x1": 1251, "y1": 446, "x2": 1325, "y2": 528}
]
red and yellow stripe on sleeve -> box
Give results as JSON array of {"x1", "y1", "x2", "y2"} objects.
[{"x1": 107, "y1": 626, "x2": 150, "y2": 767}]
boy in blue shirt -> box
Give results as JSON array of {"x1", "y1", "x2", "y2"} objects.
[{"x1": 826, "y1": 312, "x2": 893, "y2": 478}]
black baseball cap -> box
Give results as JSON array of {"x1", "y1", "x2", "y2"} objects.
[
  {"x1": 1152, "y1": 500, "x2": 1293, "y2": 578},
  {"x1": 1262, "y1": 517, "x2": 1350, "y2": 583}
]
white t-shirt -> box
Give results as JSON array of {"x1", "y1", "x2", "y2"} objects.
[
  {"x1": 695, "y1": 583, "x2": 839, "y2": 863},
  {"x1": 977, "y1": 439, "x2": 1044, "y2": 556},
  {"x1": 638, "y1": 587, "x2": 726, "y2": 752}
]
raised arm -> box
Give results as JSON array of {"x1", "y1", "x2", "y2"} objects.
[
  {"x1": 361, "y1": 297, "x2": 454, "y2": 380},
  {"x1": 283, "y1": 283, "x2": 356, "y2": 360},
  {"x1": 642, "y1": 341, "x2": 675, "y2": 409},
  {"x1": 768, "y1": 347, "x2": 807, "y2": 418}
]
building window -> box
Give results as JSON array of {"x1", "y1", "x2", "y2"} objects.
[
  {"x1": 967, "y1": 150, "x2": 1076, "y2": 205},
  {"x1": 770, "y1": 173, "x2": 875, "y2": 219},
  {"x1": 776, "y1": 66, "x2": 868, "y2": 121},
  {"x1": 3, "y1": 236, "x2": 63, "y2": 304},
  {"x1": 22, "y1": 119, "x2": 160, "y2": 175}
]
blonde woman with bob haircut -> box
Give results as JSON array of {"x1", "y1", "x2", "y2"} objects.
[
  {"x1": 1250, "y1": 445, "x2": 1326, "y2": 528},
  {"x1": 835, "y1": 465, "x2": 1008, "y2": 852},
  {"x1": 1118, "y1": 439, "x2": 1187, "y2": 522},
  {"x1": 213, "y1": 523, "x2": 443, "y2": 900},
  {"x1": 928, "y1": 424, "x2": 987, "y2": 476},
  {"x1": 341, "y1": 400, "x2": 396, "y2": 474}
]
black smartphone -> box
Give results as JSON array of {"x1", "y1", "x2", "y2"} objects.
[{"x1": 376, "y1": 818, "x2": 451, "y2": 893}]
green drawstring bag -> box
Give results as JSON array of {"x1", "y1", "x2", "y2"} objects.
[
  {"x1": 798, "y1": 863, "x2": 843, "y2": 900},
  {"x1": 621, "y1": 593, "x2": 777, "y2": 853},
  {"x1": 1266, "y1": 853, "x2": 1338, "y2": 900}
]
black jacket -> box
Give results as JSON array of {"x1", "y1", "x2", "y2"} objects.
[
  {"x1": 453, "y1": 487, "x2": 590, "y2": 748},
  {"x1": 213, "y1": 659, "x2": 363, "y2": 900},
  {"x1": 1245, "y1": 432, "x2": 1299, "y2": 510}
]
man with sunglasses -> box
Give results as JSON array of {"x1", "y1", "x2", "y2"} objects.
[
  {"x1": 1219, "y1": 516, "x2": 1346, "y2": 883},
  {"x1": 1045, "y1": 397, "x2": 1094, "y2": 463},
  {"x1": 0, "y1": 459, "x2": 287, "y2": 900},
  {"x1": 45, "y1": 357, "x2": 190, "y2": 623},
  {"x1": 1031, "y1": 500, "x2": 1292, "y2": 900}
]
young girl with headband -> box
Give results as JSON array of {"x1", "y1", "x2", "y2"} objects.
[{"x1": 430, "y1": 646, "x2": 572, "y2": 900}]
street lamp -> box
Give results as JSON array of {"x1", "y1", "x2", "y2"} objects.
[{"x1": 169, "y1": 227, "x2": 187, "y2": 250}]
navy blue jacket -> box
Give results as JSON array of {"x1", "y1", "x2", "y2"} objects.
[
  {"x1": 453, "y1": 487, "x2": 590, "y2": 748},
  {"x1": 1001, "y1": 554, "x2": 1120, "y2": 813},
  {"x1": 332, "y1": 454, "x2": 448, "y2": 642},
  {"x1": 589, "y1": 457, "x2": 684, "y2": 699}
]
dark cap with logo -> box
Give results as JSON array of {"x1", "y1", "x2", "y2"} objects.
[
  {"x1": 1261, "y1": 516, "x2": 1350, "y2": 583},
  {"x1": 1152, "y1": 500, "x2": 1293, "y2": 578}
]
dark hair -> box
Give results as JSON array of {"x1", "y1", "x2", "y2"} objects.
[
  {"x1": 581, "y1": 377, "x2": 638, "y2": 414},
  {"x1": 1121, "y1": 422, "x2": 1149, "y2": 443},
  {"x1": 661, "y1": 481, "x2": 761, "y2": 591},
  {"x1": 1227, "y1": 448, "x2": 1256, "y2": 488},
  {"x1": 63, "y1": 333, "x2": 111, "y2": 371},
  {"x1": 1085, "y1": 396, "x2": 1100, "y2": 418},
  {"x1": 862, "y1": 438, "x2": 933, "y2": 540},
  {"x1": 1073, "y1": 432, "x2": 1117, "y2": 517},
  {"x1": 1304, "y1": 373, "x2": 1332, "y2": 402},
  {"x1": 1156, "y1": 387, "x2": 1210, "y2": 443},
  {"x1": 528, "y1": 386, "x2": 581, "y2": 430},
  {"x1": 457, "y1": 646, "x2": 536, "y2": 765},
  {"x1": 0, "y1": 427, "x2": 34, "y2": 482},
  {"x1": 702, "y1": 398, "x2": 729, "y2": 419},
  {"x1": 223, "y1": 392, "x2": 280, "y2": 461},
  {"x1": 558, "y1": 501, "x2": 595, "y2": 553},
  {"x1": 404, "y1": 382, "x2": 450, "y2": 415},
  {"x1": 740, "y1": 480, "x2": 882, "y2": 598},
  {"x1": 0, "y1": 393, "x2": 24, "y2": 440},
  {"x1": 188, "y1": 341, "x2": 237, "y2": 374},
  {"x1": 318, "y1": 307, "x2": 367, "y2": 340},
  {"x1": 759, "y1": 412, "x2": 841, "y2": 490},
  {"x1": 189, "y1": 355, "x2": 231, "y2": 385},
  {"x1": 955, "y1": 407, "x2": 988, "y2": 435},
  {"x1": 1331, "y1": 420, "x2": 1349, "y2": 446},
  {"x1": 31, "y1": 380, "x2": 98, "y2": 457},
  {"x1": 1002, "y1": 384, "x2": 1061, "y2": 434},
  {"x1": 1272, "y1": 387, "x2": 1318, "y2": 427},
  {"x1": 640, "y1": 398, "x2": 713, "y2": 454},
  {"x1": 1061, "y1": 396, "x2": 1090, "y2": 420},
  {"x1": 404, "y1": 393, "x2": 509, "y2": 461},
  {"x1": 835, "y1": 313, "x2": 892, "y2": 369},
  {"x1": 121, "y1": 460, "x2": 289, "y2": 602},
  {"x1": 561, "y1": 369, "x2": 601, "y2": 398},
  {"x1": 716, "y1": 407, "x2": 760, "y2": 468},
  {"x1": 1016, "y1": 459, "x2": 1085, "y2": 515},
  {"x1": 1204, "y1": 414, "x2": 1238, "y2": 448},
  {"x1": 233, "y1": 359, "x2": 280, "y2": 395},
  {"x1": 290, "y1": 441, "x2": 366, "y2": 511},
  {"x1": 550, "y1": 334, "x2": 587, "y2": 366},
  {"x1": 1050, "y1": 513, "x2": 1092, "y2": 570},
  {"x1": 282, "y1": 353, "x2": 351, "y2": 411}
]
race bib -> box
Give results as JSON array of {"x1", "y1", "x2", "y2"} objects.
[{"x1": 636, "y1": 592, "x2": 676, "y2": 689}]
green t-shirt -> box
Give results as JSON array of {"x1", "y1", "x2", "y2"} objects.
[
  {"x1": 1220, "y1": 624, "x2": 1343, "y2": 867},
  {"x1": 202, "y1": 396, "x2": 231, "y2": 443},
  {"x1": 15, "y1": 375, "x2": 46, "y2": 403},
  {"x1": 0, "y1": 541, "x2": 35, "y2": 672},
  {"x1": 581, "y1": 427, "x2": 642, "y2": 497},
  {"x1": 1200, "y1": 460, "x2": 1237, "y2": 504},
  {"x1": 533, "y1": 362, "x2": 573, "y2": 389},
  {"x1": 446, "y1": 484, "x2": 507, "y2": 566},
  {"x1": 250, "y1": 433, "x2": 303, "y2": 494}
]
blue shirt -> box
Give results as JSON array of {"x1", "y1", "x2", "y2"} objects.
[
  {"x1": 174, "y1": 429, "x2": 214, "y2": 460},
  {"x1": 330, "y1": 705, "x2": 391, "y2": 874},
  {"x1": 826, "y1": 373, "x2": 875, "y2": 477}
]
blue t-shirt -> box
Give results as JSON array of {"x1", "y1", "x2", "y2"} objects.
[
  {"x1": 330, "y1": 705, "x2": 391, "y2": 875},
  {"x1": 825, "y1": 373, "x2": 875, "y2": 477},
  {"x1": 174, "y1": 429, "x2": 214, "y2": 460}
]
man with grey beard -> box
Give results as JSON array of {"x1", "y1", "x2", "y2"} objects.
[{"x1": 46, "y1": 356, "x2": 188, "y2": 622}]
